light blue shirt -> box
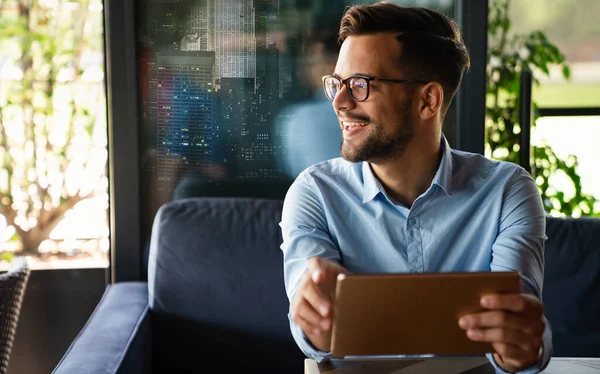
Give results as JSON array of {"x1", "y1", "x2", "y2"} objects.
[{"x1": 280, "y1": 137, "x2": 552, "y2": 373}]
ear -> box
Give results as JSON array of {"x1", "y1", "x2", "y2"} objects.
[{"x1": 418, "y1": 82, "x2": 443, "y2": 120}]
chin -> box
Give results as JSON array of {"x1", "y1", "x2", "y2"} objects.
[{"x1": 340, "y1": 145, "x2": 365, "y2": 163}]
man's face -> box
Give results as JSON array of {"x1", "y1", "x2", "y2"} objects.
[{"x1": 333, "y1": 33, "x2": 417, "y2": 163}]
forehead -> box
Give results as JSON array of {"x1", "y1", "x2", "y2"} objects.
[{"x1": 335, "y1": 33, "x2": 402, "y2": 77}]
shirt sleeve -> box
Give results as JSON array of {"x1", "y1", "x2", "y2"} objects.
[
  {"x1": 487, "y1": 166, "x2": 552, "y2": 373},
  {"x1": 280, "y1": 172, "x2": 340, "y2": 361}
]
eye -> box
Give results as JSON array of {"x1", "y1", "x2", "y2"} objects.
[
  {"x1": 325, "y1": 78, "x2": 339, "y2": 89},
  {"x1": 350, "y1": 78, "x2": 368, "y2": 89}
]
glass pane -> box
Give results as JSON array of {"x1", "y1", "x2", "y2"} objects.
[
  {"x1": 0, "y1": 0, "x2": 109, "y2": 270},
  {"x1": 486, "y1": 0, "x2": 600, "y2": 218},
  {"x1": 137, "y1": 0, "x2": 455, "y2": 238},
  {"x1": 532, "y1": 116, "x2": 600, "y2": 217},
  {"x1": 508, "y1": 0, "x2": 600, "y2": 108}
]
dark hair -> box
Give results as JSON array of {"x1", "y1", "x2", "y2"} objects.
[{"x1": 339, "y1": 2, "x2": 471, "y2": 115}]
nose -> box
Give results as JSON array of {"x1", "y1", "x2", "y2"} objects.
[{"x1": 332, "y1": 84, "x2": 356, "y2": 112}]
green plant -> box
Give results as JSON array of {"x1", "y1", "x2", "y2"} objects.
[
  {"x1": 1, "y1": 250, "x2": 15, "y2": 263},
  {"x1": 0, "y1": 0, "x2": 107, "y2": 253},
  {"x1": 486, "y1": 0, "x2": 599, "y2": 217}
]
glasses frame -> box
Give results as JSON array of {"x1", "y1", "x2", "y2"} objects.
[{"x1": 322, "y1": 74, "x2": 428, "y2": 102}]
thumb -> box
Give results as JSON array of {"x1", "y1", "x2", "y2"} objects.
[
  {"x1": 307, "y1": 256, "x2": 346, "y2": 284},
  {"x1": 311, "y1": 268, "x2": 325, "y2": 284},
  {"x1": 307, "y1": 256, "x2": 327, "y2": 284}
]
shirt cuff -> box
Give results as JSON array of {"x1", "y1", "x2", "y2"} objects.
[
  {"x1": 289, "y1": 314, "x2": 333, "y2": 362},
  {"x1": 486, "y1": 317, "x2": 553, "y2": 373}
]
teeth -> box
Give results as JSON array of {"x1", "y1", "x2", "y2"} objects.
[{"x1": 342, "y1": 122, "x2": 368, "y2": 128}]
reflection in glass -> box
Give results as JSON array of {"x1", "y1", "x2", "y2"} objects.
[{"x1": 137, "y1": 0, "x2": 455, "y2": 242}]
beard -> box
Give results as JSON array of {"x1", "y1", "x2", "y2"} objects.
[{"x1": 340, "y1": 99, "x2": 415, "y2": 163}]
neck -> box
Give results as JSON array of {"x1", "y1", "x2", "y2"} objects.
[{"x1": 369, "y1": 135, "x2": 442, "y2": 208}]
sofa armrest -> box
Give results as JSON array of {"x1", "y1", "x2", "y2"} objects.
[{"x1": 53, "y1": 282, "x2": 151, "y2": 374}]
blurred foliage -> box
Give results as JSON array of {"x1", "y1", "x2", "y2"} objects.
[
  {"x1": 508, "y1": 0, "x2": 600, "y2": 55},
  {"x1": 0, "y1": 0, "x2": 107, "y2": 253},
  {"x1": 486, "y1": 0, "x2": 599, "y2": 217},
  {"x1": 1, "y1": 250, "x2": 15, "y2": 263}
]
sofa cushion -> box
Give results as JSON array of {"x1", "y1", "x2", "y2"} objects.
[
  {"x1": 147, "y1": 197, "x2": 304, "y2": 372},
  {"x1": 543, "y1": 216, "x2": 600, "y2": 357}
]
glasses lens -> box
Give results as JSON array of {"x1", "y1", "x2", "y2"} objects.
[
  {"x1": 324, "y1": 76, "x2": 339, "y2": 100},
  {"x1": 348, "y1": 77, "x2": 368, "y2": 101}
]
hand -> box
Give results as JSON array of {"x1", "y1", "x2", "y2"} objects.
[
  {"x1": 290, "y1": 256, "x2": 348, "y2": 352},
  {"x1": 458, "y1": 294, "x2": 545, "y2": 372}
]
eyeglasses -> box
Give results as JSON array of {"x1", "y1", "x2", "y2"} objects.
[{"x1": 322, "y1": 74, "x2": 427, "y2": 102}]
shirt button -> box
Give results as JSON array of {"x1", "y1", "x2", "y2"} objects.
[{"x1": 408, "y1": 218, "x2": 416, "y2": 226}]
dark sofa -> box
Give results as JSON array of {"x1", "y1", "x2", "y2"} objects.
[
  {"x1": 52, "y1": 198, "x2": 600, "y2": 374},
  {"x1": 53, "y1": 198, "x2": 305, "y2": 374},
  {"x1": 543, "y1": 217, "x2": 600, "y2": 357}
]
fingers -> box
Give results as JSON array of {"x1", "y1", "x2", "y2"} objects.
[
  {"x1": 290, "y1": 267, "x2": 334, "y2": 338},
  {"x1": 459, "y1": 293, "x2": 545, "y2": 371},
  {"x1": 480, "y1": 293, "x2": 543, "y2": 315},
  {"x1": 301, "y1": 271, "x2": 333, "y2": 317},
  {"x1": 466, "y1": 325, "x2": 542, "y2": 371},
  {"x1": 465, "y1": 327, "x2": 541, "y2": 353},
  {"x1": 306, "y1": 256, "x2": 348, "y2": 301},
  {"x1": 307, "y1": 256, "x2": 348, "y2": 277},
  {"x1": 459, "y1": 293, "x2": 546, "y2": 336},
  {"x1": 293, "y1": 314, "x2": 319, "y2": 337},
  {"x1": 492, "y1": 345, "x2": 537, "y2": 370},
  {"x1": 291, "y1": 297, "x2": 331, "y2": 335},
  {"x1": 307, "y1": 256, "x2": 326, "y2": 273},
  {"x1": 291, "y1": 257, "x2": 349, "y2": 341},
  {"x1": 307, "y1": 256, "x2": 336, "y2": 284},
  {"x1": 459, "y1": 311, "x2": 545, "y2": 335}
]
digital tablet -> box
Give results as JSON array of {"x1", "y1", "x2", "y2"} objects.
[{"x1": 331, "y1": 271, "x2": 521, "y2": 358}]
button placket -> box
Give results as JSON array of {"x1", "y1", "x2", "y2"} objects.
[{"x1": 405, "y1": 216, "x2": 422, "y2": 272}]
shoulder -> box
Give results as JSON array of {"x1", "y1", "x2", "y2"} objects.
[
  {"x1": 450, "y1": 149, "x2": 530, "y2": 184},
  {"x1": 282, "y1": 159, "x2": 357, "y2": 227},
  {"x1": 302, "y1": 157, "x2": 356, "y2": 179},
  {"x1": 285, "y1": 158, "x2": 360, "y2": 204}
]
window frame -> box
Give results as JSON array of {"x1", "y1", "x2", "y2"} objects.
[
  {"x1": 451, "y1": 0, "x2": 489, "y2": 155},
  {"x1": 103, "y1": 0, "x2": 491, "y2": 282},
  {"x1": 104, "y1": 0, "x2": 142, "y2": 282}
]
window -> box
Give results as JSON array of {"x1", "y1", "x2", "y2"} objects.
[
  {"x1": 509, "y1": 0, "x2": 600, "y2": 109},
  {"x1": 136, "y1": 0, "x2": 455, "y2": 241},
  {"x1": 0, "y1": 0, "x2": 109, "y2": 269},
  {"x1": 486, "y1": 0, "x2": 600, "y2": 217},
  {"x1": 532, "y1": 115, "x2": 600, "y2": 216}
]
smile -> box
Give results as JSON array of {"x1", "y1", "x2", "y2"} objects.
[
  {"x1": 341, "y1": 121, "x2": 368, "y2": 131},
  {"x1": 341, "y1": 121, "x2": 369, "y2": 138}
]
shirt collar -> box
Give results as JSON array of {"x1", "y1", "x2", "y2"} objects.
[
  {"x1": 361, "y1": 134, "x2": 453, "y2": 204},
  {"x1": 433, "y1": 135, "x2": 453, "y2": 197},
  {"x1": 362, "y1": 162, "x2": 383, "y2": 203}
]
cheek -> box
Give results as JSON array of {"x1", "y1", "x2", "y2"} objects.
[
  {"x1": 362, "y1": 101, "x2": 384, "y2": 121},
  {"x1": 367, "y1": 102, "x2": 395, "y2": 129}
]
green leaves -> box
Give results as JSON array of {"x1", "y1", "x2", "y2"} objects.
[
  {"x1": 562, "y1": 65, "x2": 571, "y2": 80},
  {"x1": 1, "y1": 0, "x2": 107, "y2": 252},
  {"x1": 1, "y1": 251, "x2": 15, "y2": 262},
  {"x1": 486, "y1": 0, "x2": 599, "y2": 217}
]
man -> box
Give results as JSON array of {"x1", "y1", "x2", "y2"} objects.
[
  {"x1": 280, "y1": 3, "x2": 551, "y2": 373},
  {"x1": 276, "y1": 30, "x2": 342, "y2": 179}
]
